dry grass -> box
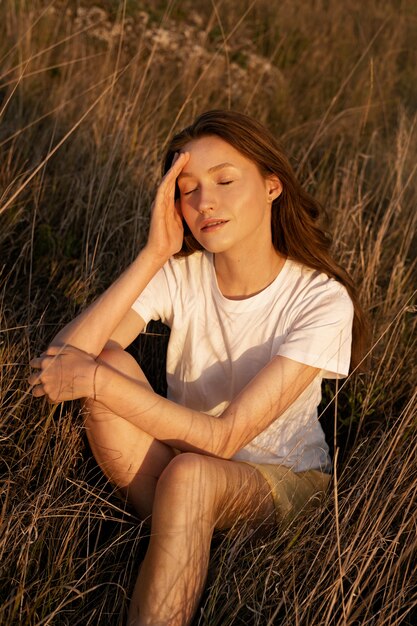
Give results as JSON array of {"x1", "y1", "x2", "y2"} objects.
[{"x1": 1, "y1": 0, "x2": 416, "y2": 624}]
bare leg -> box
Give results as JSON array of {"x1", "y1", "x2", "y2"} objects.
[
  {"x1": 84, "y1": 347, "x2": 276, "y2": 625},
  {"x1": 127, "y1": 452, "x2": 276, "y2": 626},
  {"x1": 84, "y1": 346, "x2": 176, "y2": 519}
]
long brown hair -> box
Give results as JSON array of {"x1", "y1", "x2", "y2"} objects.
[{"x1": 163, "y1": 110, "x2": 368, "y2": 371}]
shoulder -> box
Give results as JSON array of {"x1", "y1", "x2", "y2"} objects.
[
  {"x1": 167, "y1": 250, "x2": 207, "y2": 271},
  {"x1": 286, "y1": 258, "x2": 352, "y2": 301},
  {"x1": 164, "y1": 251, "x2": 209, "y2": 282},
  {"x1": 277, "y1": 261, "x2": 354, "y2": 377},
  {"x1": 284, "y1": 259, "x2": 354, "y2": 322},
  {"x1": 161, "y1": 251, "x2": 212, "y2": 298}
]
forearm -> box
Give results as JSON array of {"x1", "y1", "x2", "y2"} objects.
[
  {"x1": 49, "y1": 153, "x2": 189, "y2": 356},
  {"x1": 95, "y1": 362, "x2": 229, "y2": 457},
  {"x1": 52, "y1": 247, "x2": 165, "y2": 355},
  {"x1": 96, "y1": 355, "x2": 319, "y2": 460}
]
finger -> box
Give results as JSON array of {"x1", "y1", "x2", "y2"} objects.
[
  {"x1": 30, "y1": 354, "x2": 56, "y2": 367},
  {"x1": 28, "y1": 372, "x2": 42, "y2": 386},
  {"x1": 152, "y1": 152, "x2": 190, "y2": 215},
  {"x1": 45, "y1": 344, "x2": 88, "y2": 357},
  {"x1": 29, "y1": 357, "x2": 43, "y2": 369},
  {"x1": 173, "y1": 150, "x2": 189, "y2": 171},
  {"x1": 155, "y1": 153, "x2": 189, "y2": 206},
  {"x1": 175, "y1": 197, "x2": 183, "y2": 218},
  {"x1": 45, "y1": 393, "x2": 59, "y2": 404},
  {"x1": 31, "y1": 384, "x2": 46, "y2": 398},
  {"x1": 45, "y1": 345, "x2": 62, "y2": 356},
  {"x1": 162, "y1": 151, "x2": 190, "y2": 183},
  {"x1": 30, "y1": 354, "x2": 57, "y2": 372}
]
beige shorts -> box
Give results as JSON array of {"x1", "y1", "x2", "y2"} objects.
[{"x1": 242, "y1": 461, "x2": 331, "y2": 525}]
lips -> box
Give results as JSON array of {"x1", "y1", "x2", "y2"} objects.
[{"x1": 200, "y1": 219, "x2": 229, "y2": 231}]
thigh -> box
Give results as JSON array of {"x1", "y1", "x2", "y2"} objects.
[{"x1": 210, "y1": 459, "x2": 276, "y2": 530}]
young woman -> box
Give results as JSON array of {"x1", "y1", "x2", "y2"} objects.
[{"x1": 28, "y1": 110, "x2": 367, "y2": 626}]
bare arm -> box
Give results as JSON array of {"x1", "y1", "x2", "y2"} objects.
[
  {"x1": 51, "y1": 249, "x2": 164, "y2": 355},
  {"x1": 49, "y1": 152, "x2": 190, "y2": 356},
  {"x1": 93, "y1": 354, "x2": 319, "y2": 457},
  {"x1": 29, "y1": 347, "x2": 319, "y2": 458}
]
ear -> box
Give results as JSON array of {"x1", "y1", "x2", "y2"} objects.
[{"x1": 266, "y1": 175, "x2": 282, "y2": 202}]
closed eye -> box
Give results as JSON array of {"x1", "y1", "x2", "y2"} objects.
[{"x1": 182, "y1": 180, "x2": 234, "y2": 195}]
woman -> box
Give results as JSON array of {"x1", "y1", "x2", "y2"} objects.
[{"x1": 28, "y1": 110, "x2": 367, "y2": 626}]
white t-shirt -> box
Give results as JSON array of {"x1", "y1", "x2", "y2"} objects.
[{"x1": 132, "y1": 251, "x2": 354, "y2": 473}]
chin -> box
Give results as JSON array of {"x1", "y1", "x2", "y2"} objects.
[
  {"x1": 198, "y1": 242, "x2": 232, "y2": 254},
  {"x1": 192, "y1": 233, "x2": 234, "y2": 254}
]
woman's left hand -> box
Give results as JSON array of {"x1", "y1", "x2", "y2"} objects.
[{"x1": 28, "y1": 345, "x2": 98, "y2": 403}]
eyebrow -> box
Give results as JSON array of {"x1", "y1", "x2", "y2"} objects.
[{"x1": 177, "y1": 162, "x2": 236, "y2": 179}]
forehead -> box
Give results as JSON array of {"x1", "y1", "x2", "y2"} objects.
[{"x1": 179, "y1": 135, "x2": 254, "y2": 171}]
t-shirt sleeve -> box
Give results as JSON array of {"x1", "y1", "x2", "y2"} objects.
[
  {"x1": 131, "y1": 263, "x2": 175, "y2": 326},
  {"x1": 277, "y1": 283, "x2": 354, "y2": 378}
]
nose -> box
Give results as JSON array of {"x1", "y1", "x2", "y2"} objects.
[{"x1": 196, "y1": 186, "x2": 216, "y2": 215}]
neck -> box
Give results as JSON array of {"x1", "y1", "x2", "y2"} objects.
[{"x1": 214, "y1": 245, "x2": 286, "y2": 300}]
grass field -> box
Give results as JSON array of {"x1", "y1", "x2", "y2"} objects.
[{"x1": 1, "y1": 1, "x2": 416, "y2": 624}]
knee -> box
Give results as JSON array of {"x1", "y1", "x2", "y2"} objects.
[
  {"x1": 84, "y1": 345, "x2": 145, "y2": 414},
  {"x1": 156, "y1": 453, "x2": 213, "y2": 506},
  {"x1": 98, "y1": 344, "x2": 140, "y2": 378}
]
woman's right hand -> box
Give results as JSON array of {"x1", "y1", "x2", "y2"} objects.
[
  {"x1": 145, "y1": 151, "x2": 190, "y2": 262},
  {"x1": 40, "y1": 155, "x2": 190, "y2": 359}
]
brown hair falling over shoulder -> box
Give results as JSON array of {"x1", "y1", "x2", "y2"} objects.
[{"x1": 163, "y1": 110, "x2": 369, "y2": 372}]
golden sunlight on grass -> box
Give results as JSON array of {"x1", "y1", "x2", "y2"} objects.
[{"x1": 1, "y1": 1, "x2": 416, "y2": 624}]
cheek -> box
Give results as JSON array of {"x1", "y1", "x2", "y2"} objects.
[
  {"x1": 179, "y1": 201, "x2": 196, "y2": 230},
  {"x1": 179, "y1": 198, "x2": 189, "y2": 219}
]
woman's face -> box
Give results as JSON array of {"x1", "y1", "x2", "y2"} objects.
[{"x1": 177, "y1": 135, "x2": 281, "y2": 257}]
